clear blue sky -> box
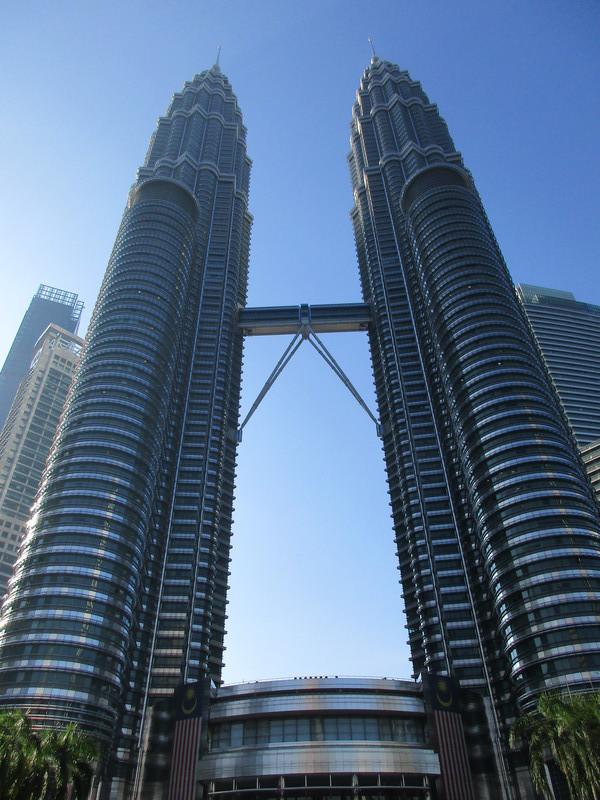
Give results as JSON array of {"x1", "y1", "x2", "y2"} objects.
[{"x1": 1, "y1": 0, "x2": 599, "y2": 684}]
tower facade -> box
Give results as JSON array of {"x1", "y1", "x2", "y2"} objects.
[
  {"x1": 0, "y1": 56, "x2": 599, "y2": 800},
  {"x1": 349, "y1": 57, "x2": 600, "y2": 791},
  {"x1": 517, "y1": 283, "x2": 600, "y2": 447},
  {"x1": 0, "y1": 64, "x2": 251, "y2": 798},
  {"x1": 582, "y1": 440, "x2": 600, "y2": 497},
  {"x1": 0, "y1": 324, "x2": 83, "y2": 597},
  {"x1": 0, "y1": 285, "x2": 83, "y2": 430}
]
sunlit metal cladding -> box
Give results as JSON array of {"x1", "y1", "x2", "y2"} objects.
[
  {"x1": 0, "y1": 53, "x2": 599, "y2": 800},
  {"x1": 0, "y1": 65, "x2": 251, "y2": 796},
  {"x1": 349, "y1": 56, "x2": 600, "y2": 784},
  {"x1": 517, "y1": 284, "x2": 600, "y2": 448},
  {"x1": 198, "y1": 678, "x2": 439, "y2": 784}
]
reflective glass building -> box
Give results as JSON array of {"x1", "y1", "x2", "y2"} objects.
[
  {"x1": 349, "y1": 57, "x2": 600, "y2": 795},
  {"x1": 517, "y1": 284, "x2": 600, "y2": 447},
  {"x1": 0, "y1": 324, "x2": 83, "y2": 597},
  {"x1": 0, "y1": 285, "x2": 83, "y2": 430},
  {"x1": 582, "y1": 440, "x2": 600, "y2": 498},
  {"x1": 0, "y1": 56, "x2": 599, "y2": 800},
  {"x1": 0, "y1": 64, "x2": 251, "y2": 798}
]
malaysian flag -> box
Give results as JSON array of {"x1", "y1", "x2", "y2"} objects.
[
  {"x1": 167, "y1": 681, "x2": 208, "y2": 800},
  {"x1": 433, "y1": 707, "x2": 475, "y2": 799},
  {"x1": 422, "y1": 673, "x2": 476, "y2": 800}
]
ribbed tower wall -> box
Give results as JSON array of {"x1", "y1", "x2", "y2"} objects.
[
  {"x1": 0, "y1": 65, "x2": 251, "y2": 800},
  {"x1": 350, "y1": 62, "x2": 500, "y2": 695},
  {"x1": 0, "y1": 179, "x2": 199, "y2": 740},
  {"x1": 350, "y1": 57, "x2": 600, "y2": 794},
  {"x1": 402, "y1": 173, "x2": 600, "y2": 707}
]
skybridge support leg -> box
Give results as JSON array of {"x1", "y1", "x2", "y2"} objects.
[
  {"x1": 237, "y1": 326, "x2": 381, "y2": 441},
  {"x1": 237, "y1": 333, "x2": 303, "y2": 442},
  {"x1": 306, "y1": 329, "x2": 382, "y2": 437}
]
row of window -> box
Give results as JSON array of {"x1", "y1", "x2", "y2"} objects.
[{"x1": 209, "y1": 716, "x2": 425, "y2": 750}]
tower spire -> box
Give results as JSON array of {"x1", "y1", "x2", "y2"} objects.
[
  {"x1": 368, "y1": 37, "x2": 377, "y2": 61},
  {"x1": 215, "y1": 44, "x2": 221, "y2": 67}
]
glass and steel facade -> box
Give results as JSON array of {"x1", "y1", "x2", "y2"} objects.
[
  {"x1": 0, "y1": 55, "x2": 599, "y2": 800},
  {"x1": 582, "y1": 439, "x2": 600, "y2": 500},
  {"x1": 517, "y1": 284, "x2": 600, "y2": 447},
  {"x1": 198, "y1": 678, "x2": 440, "y2": 800},
  {"x1": 0, "y1": 325, "x2": 83, "y2": 597},
  {"x1": 0, "y1": 64, "x2": 251, "y2": 798},
  {"x1": 349, "y1": 57, "x2": 600, "y2": 791},
  {"x1": 0, "y1": 285, "x2": 83, "y2": 430}
]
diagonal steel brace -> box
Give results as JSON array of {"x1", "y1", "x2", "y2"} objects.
[{"x1": 237, "y1": 326, "x2": 381, "y2": 441}]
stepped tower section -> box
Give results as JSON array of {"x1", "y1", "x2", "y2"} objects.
[
  {"x1": 0, "y1": 65, "x2": 251, "y2": 798},
  {"x1": 350, "y1": 56, "x2": 600, "y2": 793}
]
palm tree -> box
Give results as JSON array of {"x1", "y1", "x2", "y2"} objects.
[
  {"x1": 0, "y1": 710, "x2": 97, "y2": 800},
  {"x1": 0, "y1": 710, "x2": 48, "y2": 800},
  {"x1": 510, "y1": 691, "x2": 600, "y2": 799},
  {"x1": 41, "y1": 724, "x2": 97, "y2": 800}
]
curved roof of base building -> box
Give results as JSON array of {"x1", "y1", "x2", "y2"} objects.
[{"x1": 198, "y1": 677, "x2": 440, "y2": 797}]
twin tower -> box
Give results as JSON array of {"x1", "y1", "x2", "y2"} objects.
[{"x1": 0, "y1": 59, "x2": 599, "y2": 798}]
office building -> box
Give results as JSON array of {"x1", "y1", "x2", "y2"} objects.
[
  {"x1": 517, "y1": 284, "x2": 600, "y2": 447},
  {"x1": 0, "y1": 285, "x2": 83, "y2": 430},
  {"x1": 0, "y1": 56, "x2": 599, "y2": 800},
  {"x1": 0, "y1": 63, "x2": 251, "y2": 798},
  {"x1": 0, "y1": 324, "x2": 83, "y2": 596},
  {"x1": 581, "y1": 439, "x2": 600, "y2": 499},
  {"x1": 348, "y1": 57, "x2": 600, "y2": 795},
  {"x1": 199, "y1": 677, "x2": 442, "y2": 800}
]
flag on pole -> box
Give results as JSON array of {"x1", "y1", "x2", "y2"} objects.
[
  {"x1": 167, "y1": 682, "x2": 207, "y2": 800},
  {"x1": 422, "y1": 673, "x2": 476, "y2": 800}
]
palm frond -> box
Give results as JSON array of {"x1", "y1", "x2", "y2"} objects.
[{"x1": 511, "y1": 690, "x2": 600, "y2": 800}]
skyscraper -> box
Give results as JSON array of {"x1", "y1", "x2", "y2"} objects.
[
  {"x1": 517, "y1": 283, "x2": 600, "y2": 447},
  {"x1": 581, "y1": 440, "x2": 600, "y2": 497},
  {"x1": 0, "y1": 324, "x2": 83, "y2": 596},
  {"x1": 0, "y1": 55, "x2": 599, "y2": 800},
  {"x1": 0, "y1": 285, "x2": 83, "y2": 430},
  {"x1": 519, "y1": 284, "x2": 600, "y2": 544},
  {"x1": 349, "y1": 56, "x2": 600, "y2": 793},
  {"x1": 0, "y1": 63, "x2": 251, "y2": 798}
]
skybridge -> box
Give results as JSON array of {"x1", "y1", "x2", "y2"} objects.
[
  {"x1": 236, "y1": 302, "x2": 379, "y2": 440},
  {"x1": 238, "y1": 302, "x2": 371, "y2": 336}
]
